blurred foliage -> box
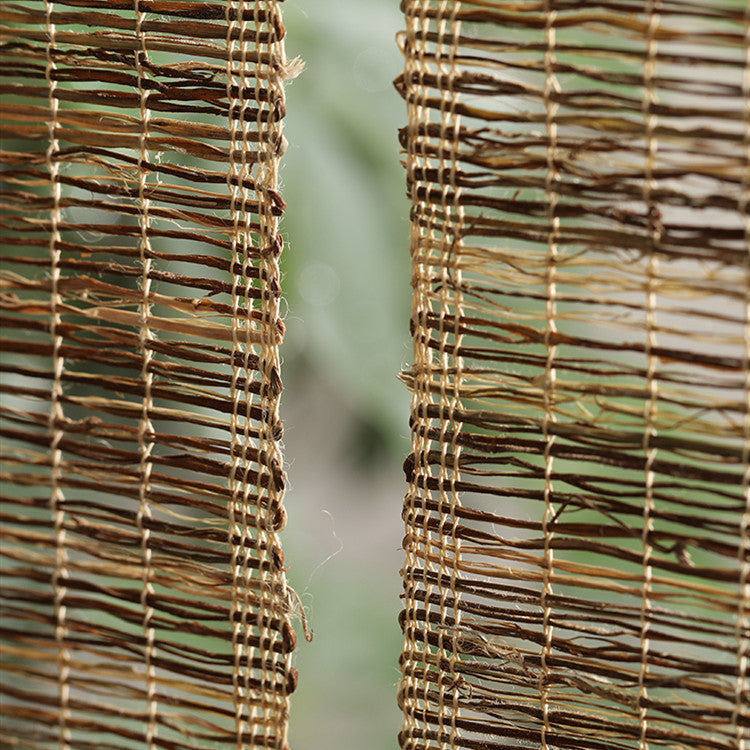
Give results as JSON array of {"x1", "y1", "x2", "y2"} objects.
[
  {"x1": 276, "y1": 3, "x2": 411, "y2": 748},
  {"x1": 280, "y1": 0, "x2": 412, "y2": 466}
]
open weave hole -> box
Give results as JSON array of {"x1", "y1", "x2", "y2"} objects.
[
  {"x1": 397, "y1": 2, "x2": 750, "y2": 749},
  {"x1": 0, "y1": 2, "x2": 298, "y2": 748}
]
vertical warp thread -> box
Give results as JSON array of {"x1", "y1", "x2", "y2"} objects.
[
  {"x1": 134, "y1": 2, "x2": 158, "y2": 745},
  {"x1": 435, "y1": 12, "x2": 453, "y2": 745},
  {"x1": 418, "y1": 0, "x2": 435, "y2": 739},
  {"x1": 434, "y1": 3, "x2": 463, "y2": 748},
  {"x1": 399, "y1": 2, "x2": 428, "y2": 746},
  {"x1": 446, "y1": 7, "x2": 464, "y2": 748},
  {"x1": 226, "y1": 3, "x2": 293, "y2": 745},
  {"x1": 254, "y1": 2, "x2": 293, "y2": 746},
  {"x1": 226, "y1": 0, "x2": 250, "y2": 742},
  {"x1": 638, "y1": 5, "x2": 662, "y2": 749},
  {"x1": 237, "y1": 1, "x2": 257, "y2": 738},
  {"x1": 251, "y1": 4, "x2": 272, "y2": 735},
  {"x1": 416, "y1": 3, "x2": 438, "y2": 744},
  {"x1": 400, "y1": 2, "x2": 440, "y2": 747},
  {"x1": 539, "y1": 3, "x2": 559, "y2": 748},
  {"x1": 44, "y1": 3, "x2": 71, "y2": 747},
  {"x1": 736, "y1": 8, "x2": 750, "y2": 750}
]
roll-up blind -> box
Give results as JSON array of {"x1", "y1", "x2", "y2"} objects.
[
  {"x1": 396, "y1": 3, "x2": 750, "y2": 749},
  {"x1": 0, "y1": 2, "x2": 298, "y2": 747}
]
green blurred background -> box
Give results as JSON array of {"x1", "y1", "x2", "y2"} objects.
[{"x1": 276, "y1": 2, "x2": 411, "y2": 747}]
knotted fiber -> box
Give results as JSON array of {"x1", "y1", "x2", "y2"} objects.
[
  {"x1": 0, "y1": 2, "x2": 298, "y2": 748},
  {"x1": 397, "y1": 2, "x2": 749, "y2": 749}
]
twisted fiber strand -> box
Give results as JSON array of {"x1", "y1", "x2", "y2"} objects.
[
  {"x1": 445, "y1": 7, "x2": 466, "y2": 748},
  {"x1": 43, "y1": 2, "x2": 71, "y2": 748},
  {"x1": 433, "y1": 4, "x2": 465, "y2": 749},
  {"x1": 134, "y1": 1, "x2": 158, "y2": 746},
  {"x1": 226, "y1": 0, "x2": 248, "y2": 741},
  {"x1": 239, "y1": 3, "x2": 259, "y2": 734},
  {"x1": 540, "y1": 0, "x2": 561, "y2": 736},
  {"x1": 637, "y1": 5, "x2": 662, "y2": 750},
  {"x1": 399, "y1": 3, "x2": 431, "y2": 748},
  {"x1": 735, "y1": 7, "x2": 750, "y2": 750},
  {"x1": 539, "y1": 2, "x2": 560, "y2": 748},
  {"x1": 253, "y1": 1, "x2": 295, "y2": 747}
]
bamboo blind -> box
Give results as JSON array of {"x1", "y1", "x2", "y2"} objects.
[
  {"x1": 0, "y1": 2, "x2": 299, "y2": 748},
  {"x1": 3, "y1": 1, "x2": 750, "y2": 749},
  {"x1": 397, "y1": 2, "x2": 750, "y2": 750}
]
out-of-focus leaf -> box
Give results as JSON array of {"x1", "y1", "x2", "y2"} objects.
[{"x1": 281, "y1": 0, "x2": 412, "y2": 451}]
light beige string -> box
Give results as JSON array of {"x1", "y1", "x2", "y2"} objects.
[
  {"x1": 638, "y1": 5, "x2": 662, "y2": 750},
  {"x1": 44, "y1": 3, "x2": 71, "y2": 747},
  {"x1": 225, "y1": 1, "x2": 250, "y2": 743},
  {"x1": 134, "y1": 2, "x2": 158, "y2": 746},
  {"x1": 434, "y1": 4, "x2": 464, "y2": 748},
  {"x1": 735, "y1": 7, "x2": 750, "y2": 750},
  {"x1": 400, "y1": 3, "x2": 440, "y2": 748},
  {"x1": 540, "y1": 4, "x2": 560, "y2": 748},
  {"x1": 253, "y1": 2, "x2": 293, "y2": 747},
  {"x1": 237, "y1": 1, "x2": 258, "y2": 739}
]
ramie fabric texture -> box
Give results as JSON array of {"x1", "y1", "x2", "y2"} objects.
[
  {"x1": 0, "y1": 2, "x2": 297, "y2": 748},
  {"x1": 397, "y1": 2, "x2": 750, "y2": 750}
]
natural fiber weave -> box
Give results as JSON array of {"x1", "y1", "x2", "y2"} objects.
[
  {"x1": 0, "y1": 2, "x2": 298, "y2": 747},
  {"x1": 397, "y1": 2, "x2": 750, "y2": 749}
]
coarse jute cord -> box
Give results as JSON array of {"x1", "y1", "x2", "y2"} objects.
[
  {"x1": 735, "y1": 9, "x2": 750, "y2": 750},
  {"x1": 539, "y1": 3, "x2": 560, "y2": 748},
  {"x1": 43, "y1": 2, "x2": 71, "y2": 747},
  {"x1": 134, "y1": 3, "x2": 158, "y2": 747}
]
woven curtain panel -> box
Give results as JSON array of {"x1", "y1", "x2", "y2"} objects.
[
  {"x1": 0, "y1": 2, "x2": 297, "y2": 748},
  {"x1": 397, "y1": 3, "x2": 749, "y2": 750}
]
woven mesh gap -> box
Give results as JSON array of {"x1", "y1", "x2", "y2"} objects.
[
  {"x1": 397, "y1": 3, "x2": 750, "y2": 749},
  {"x1": 0, "y1": 2, "x2": 297, "y2": 748}
]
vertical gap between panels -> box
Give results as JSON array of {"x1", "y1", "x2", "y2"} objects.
[
  {"x1": 638, "y1": 5, "x2": 662, "y2": 750},
  {"x1": 737, "y1": 7, "x2": 750, "y2": 750},
  {"x1": 44, "y1": 2, "x2": 71, "y2": 747},
  {"x1": 540, "y1": 3, "x2": 559, "y2": 748},
  {"x1": 134, "y1": 3, "x2": 158, "y2": 746}
]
